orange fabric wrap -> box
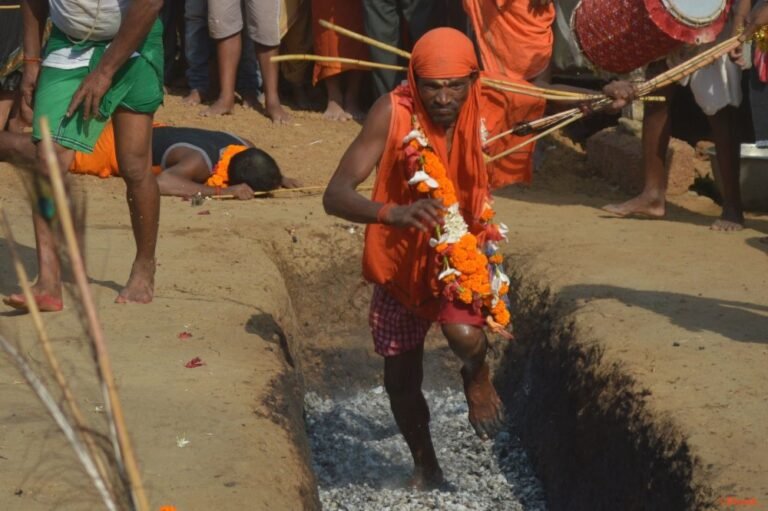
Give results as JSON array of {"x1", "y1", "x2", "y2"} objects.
[
  {"x1": 311, "y1": 0, "x2": 369, "y2": 84},
  {"x1": 69, "y1": 121, "x2": 162, "y2": 177},
  {"x1": 463, "y1": 0, "x2": 555, "y2": 80}
]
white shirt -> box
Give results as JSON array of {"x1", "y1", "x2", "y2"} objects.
[{"x1": 49, "y1": 0, "x2": 131, "y2": 41}]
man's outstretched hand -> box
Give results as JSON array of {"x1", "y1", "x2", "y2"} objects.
[{"x1": 384, "y1": 199, "x2": 445, "y2": 232}]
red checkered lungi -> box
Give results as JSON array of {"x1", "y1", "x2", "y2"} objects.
[{"x1": 369, "y1": 285, "x2": 432, "y2": 357}]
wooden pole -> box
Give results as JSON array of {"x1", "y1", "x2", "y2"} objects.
[
  {"x1": 319, "y1": 19, "x2": 412, "y2": 59},
  {"x1": 272, "y1": 54, "x2": 407, "y2": 72}
]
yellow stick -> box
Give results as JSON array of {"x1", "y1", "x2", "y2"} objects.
[
  {"x1": 39, "y1": 117, "x2": 150, "y2": 511},
  {"x1": 0, "y1": 5, "x2": 20, "y2": 9},
  {"x1": 485, "y1": 112, "x2": 584, "y2": 164},
  {"x1": 482, "y1": 77, "x2": 593, "y2": 98},
  {"x1": 319, "y1": 19, "x2": 412, "y2": 59},
  {"x1": 272, "y1": 54, "x2": 407, "y2": 72},
  {"x1": 210, "y1": 184, "x2": 374, "y2": 200}
]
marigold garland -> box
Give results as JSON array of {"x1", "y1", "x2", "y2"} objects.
[
  {"x1": 205, "y1": 144, "x2": 248, "y2": 188},
  {"x1": 403, "y1": 115, "x2": 512, "y2": 332}
]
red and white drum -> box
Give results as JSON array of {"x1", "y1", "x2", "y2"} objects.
[{"x1": 572, "y1": 0, "x2": 730, "y2": 73}]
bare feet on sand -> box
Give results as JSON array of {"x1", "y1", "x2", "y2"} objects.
[
  {"x1": 407, "y1": 465, "x2": 445, "y2": 491},
  {"x1": 602, "y1": 194, "x2": 665, "y2": 218},
  {"x1": 323, "y1": 99, "x2": 352, "y2": 121},
  {"x1": 115, "y1": 260, "x2": 155, "y2": 304},
  {"x1": 266, "y1": 100, "x2": 291, "y2": 125},
  {"x1": 3, "y1": 286, "x2": 63, "y2": 312},
  {"x1": 240, "y1": 90, "x2": 265, "y2": 111},
  {"x1": 182, "y1": 89, "x2": 203, "y2": 106},
  {"x1": 200, "y1": 97, "x2": 235, "y2": 117},
  {"x1": 461, "y1": 363, "x2": 505, "y2": 440},
  {"x1": 710, "y1": 209, "x2": 744, "y2": 231}
]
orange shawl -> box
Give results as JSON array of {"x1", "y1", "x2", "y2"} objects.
[
  {"x1": 463, "y1": 0, "x2": 555, "y2": 80},
  {"x1": 362, "y1": 27, "x2": 541, "y2": 319},
  {"x1": 310, "y1": 0, "x2": 368, "y2": 84},
  {"x1": 69, "y1": 121, "x2": 162, "y2": 178}
]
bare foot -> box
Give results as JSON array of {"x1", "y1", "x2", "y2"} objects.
[
  {"x1": 182, "y1": 89, "x2": 203, "y2": 106},
  {"x1": 345, "y1": 106, "x2": 367, "y2": 121},
  {"x1": 407, "y1": 465, "x2": 445, "y2": 491},
  {"x1": 200, "y1": 97, "x2": 235, "y2": 117},
  {"x1": 266, "y1": 101, "x2": 291, "y2": 125},
  {"x1": 3, "y1": 291, "x2": 63, "y2": 312},
  {"x1": 115, "y1": 260, "x2": 155, "y2": 304},
  {"x1": 710, "y1": 218, "x2": 744, "y2": 231},
  {"x1": 240, "y1": 90, "x2": 265, "y2": 110},
  {"x1": 602, "y1": 194, "x2": 665, "y2": 218},
  {"x1": 461, "y1": 363, "x2": 505, "y2": 440},
  {"x1": 323, "y1": 99, "x2": 352, "y2": 121}
]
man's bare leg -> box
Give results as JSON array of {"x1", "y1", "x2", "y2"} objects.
[
  {"x1": 708, "y1": 106, "x2": 744, "y2": 231},
  {"x1": 384, "y1": 345, "x2": 444, "y2": 489},
  {"x1": 343, "y1": 71, "x2": 365, "y2": 120},
  {"x1": 112, "y1": 109, "x2": 158, "y2": 303},
  {"x1": 3, "y1": 144, "x2": 74, "y2": 312},
  {"x1": 442, "y1": 323, "x2": 504, "y2": 440},
  {"x1": 255, "y1": 44, "x2": 290, "y2": 124},
  {"x1": 322, "y1": 75, "x2": 351, "y2": 121},
  {"x1": 602, "y1": 84, "x2": 674, "y2": 218},
  {"x1": 201, "y1": 32, "x2": 240, "y2": 116},
  {"x1": 182, "y1": 88, "x2": 203, "y2": 106},
  {"x1": 0, "y1": 92, "x2": 13, "y2": 130}
]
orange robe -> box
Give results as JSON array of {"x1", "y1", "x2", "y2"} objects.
[
  {"x1": 69, "y1": 121, "x2": 161, "y2": 178},
  {"x1": 310, "y1": 0, "x2": 369, "y2": 85},
  {"x1": 362, "y1": 28, "x2": 542, "y2": 319},
  {"x1": 463, "y1": 0, "x2": 555, "y2": 79}
]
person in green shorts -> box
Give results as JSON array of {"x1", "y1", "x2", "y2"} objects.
[{"x1": 13, "y1": 0, "x2": 164, "y2": 311}]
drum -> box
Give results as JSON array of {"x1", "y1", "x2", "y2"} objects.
[{"x1": 572, "y1": 0, "x2": 729, "y2": 74}]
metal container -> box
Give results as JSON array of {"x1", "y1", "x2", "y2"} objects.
[{"x1": 710, "y1": 143, "x2": 768, "y2": 212}]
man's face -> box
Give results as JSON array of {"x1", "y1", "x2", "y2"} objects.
[{"x1": 416, "y1": 74, "x2": 475, "y2": 127}]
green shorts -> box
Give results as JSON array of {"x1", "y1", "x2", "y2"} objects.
[{"x1": 32, "y1": 20, "x2": 164, "y2": 153}]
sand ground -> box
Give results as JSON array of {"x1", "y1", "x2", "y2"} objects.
[{"x1": 0, "y1": 95, "x2": 766, "y2": 509}]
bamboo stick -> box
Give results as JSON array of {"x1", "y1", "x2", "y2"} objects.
[
  {"x1": 484, "y1": 112, "x2": 585, "y2": 164},
  {"x1": 0, "y1": 334, "x2": 118, "y2": 511},
  {"x1": 209, "y1": 184, "x2": 374, "y2": 200},
  {"x1": 39, "y1": 117, "x2": 150, "y2": 511},
  {"x1": 272, "y1": 54, "x2": 407, "y2": 72},
  {"x1": 0, "y1": 5, "x2": 20, "y2": 9},
  {"x1": 485, "y1": 108, "x2": 581, "y2": 144},
  {"x1": 482, "y1": 77, "x2": 596, "y2": 98},
  {"x1": 0, "y1": 208, "x2": 116, "y2": 501},
  {"x1": 319, "y1": 19, "x2": 412, "y2": 59}
]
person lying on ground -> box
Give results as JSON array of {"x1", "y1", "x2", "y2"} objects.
[
  {"x1": 323, "y1": 27, "x2": 630, "y2": 491},
  {"x1": 1, "y1": 122, "x2": 300, "y2": 201},
  {"x1": 68, "y1": 122, "x2": 300, "y2": 199}
]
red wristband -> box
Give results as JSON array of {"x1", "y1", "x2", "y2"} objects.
[
  {"x1": 376, "y1": 203, "x2": 394, "y2": 224},
  {"x1": 24, "y1": 57, "x2": 42, "y2": 64}
]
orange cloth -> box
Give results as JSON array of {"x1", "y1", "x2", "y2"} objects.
[
  {"x1": 463, "y1": 0, "x2": 555, "y2": 80},
  {"x1": 69, "y1": 121, "x2": 162, "y2": 178},
  {"x1": 362, "y1": 27, "x2": 542, "y2": 319},
  {"x1": 310, "y1": 0, "x2": 368, "y2": 84},
  {"x1": 462, "y1": 0, "x2": 553, "y2": 188}
]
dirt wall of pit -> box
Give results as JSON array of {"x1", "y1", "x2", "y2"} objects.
[{"x1": 495, "y1": 268, "x2": 714, "y2": 511}]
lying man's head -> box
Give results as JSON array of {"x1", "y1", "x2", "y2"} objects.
[
  {"x1": 228, "y1": 148, "x2": 282, "y2": 191},
  {"x1": 410, "y1": 28, "x2": 479, "y2": 128}
]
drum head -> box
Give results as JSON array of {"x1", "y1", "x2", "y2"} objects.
[{"x1": 662, "y1": 0, "x2": 726, "y2": 27}]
